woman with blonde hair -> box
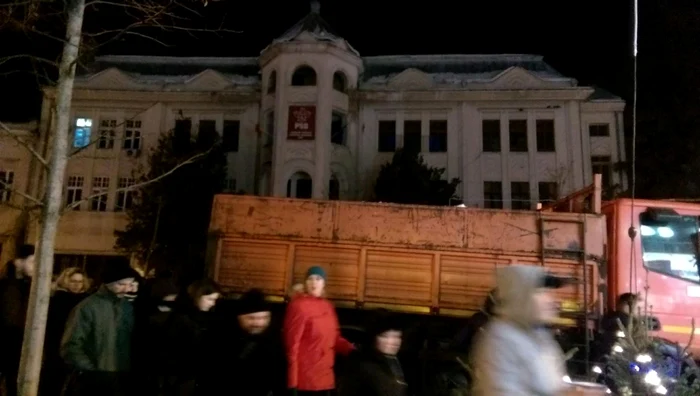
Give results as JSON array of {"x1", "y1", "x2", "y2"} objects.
[{"x1": 42, "y1": 267, "x2": 90, "y2": 395}]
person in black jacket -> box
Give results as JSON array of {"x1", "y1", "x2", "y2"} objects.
[
  {"x1": 216, "y1": 288, "x2": 286, "y2": 396},
  {"x1": 339, "y1": 313, "x2": 408, "y2": 396},
  {"x1": 162, "y1": 278, "x2": 222, "y2": 396},
  {"x1": 0, "y1": 244, "x2": 35, "y2": 396}
]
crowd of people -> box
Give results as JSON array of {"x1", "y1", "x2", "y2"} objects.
[
  {"x1": 1, "y1": 244, "x2": 620, "y2": 396},
  {"x1": 0, "y1": 246, "x2": 409, "y2": 396}
]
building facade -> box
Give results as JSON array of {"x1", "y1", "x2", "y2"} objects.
[
  {"x1": 0, "y1": 122, "x2": 38, "y2": 268},
  {"x1": 1, "y1": 4, "x2": 626, "y2": 265}
]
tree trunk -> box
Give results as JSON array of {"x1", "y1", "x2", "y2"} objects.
[{"x1": 17, "y1": 0, "x2": 86, "y2": 394}]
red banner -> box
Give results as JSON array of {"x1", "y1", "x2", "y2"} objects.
[{"x1": 287, "y1": 106, "x2": 316, "y2": 140}]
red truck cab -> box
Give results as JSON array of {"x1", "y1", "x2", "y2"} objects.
[{"x1": 604, "y1": 199, "x2": 700, "y2": 355}]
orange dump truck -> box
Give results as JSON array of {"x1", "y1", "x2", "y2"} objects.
[{"x1": 206, "y1": 193, "x2": 604, "y2": 323}]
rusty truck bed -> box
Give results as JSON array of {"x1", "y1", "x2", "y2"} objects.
[{"x1": 208, "y1": 195, "x2": 605, "y2": 317}]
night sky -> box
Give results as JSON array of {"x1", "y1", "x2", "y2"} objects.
[{"x1": 2, "y1": 0, "x2": 698, "y2": 198}]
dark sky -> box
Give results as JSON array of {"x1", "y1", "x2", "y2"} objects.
[{"x1": 0, "y1": 0, "x2": 634, "y2": 122}]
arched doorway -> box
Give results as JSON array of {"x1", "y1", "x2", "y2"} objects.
[
  {"x1": 329, "y1": 175, "x2": 340, "y2": 200},
  {"x1": 287, "y1": 171, "x2": 312, "y2": 199}
]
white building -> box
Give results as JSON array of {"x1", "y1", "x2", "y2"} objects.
[{"x1": 1, "y1": 2, "x2": 625, "y2": 265}]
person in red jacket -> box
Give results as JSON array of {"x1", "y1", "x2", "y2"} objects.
[{"x1": 284, "y1": 266, "x2": 354, "y2": 396}]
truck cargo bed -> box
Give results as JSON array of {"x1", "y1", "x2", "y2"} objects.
[{"x1": 208, "y1": 196, "x2": 606, "y2": 317}]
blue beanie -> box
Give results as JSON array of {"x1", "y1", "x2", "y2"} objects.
[{"x1": 306, "y1": 266, "x2": 327, "y2": 280}]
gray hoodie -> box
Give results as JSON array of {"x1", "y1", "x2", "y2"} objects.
[{"x1": 470, "y1": 265, "x2": 567, "y2": 396}]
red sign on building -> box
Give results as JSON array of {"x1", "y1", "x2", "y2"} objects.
[{"x1": 287, "y1": 106, "x2": 316, "y2": 140}]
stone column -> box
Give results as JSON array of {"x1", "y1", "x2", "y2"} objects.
[{"x1": 313, "y1": 69, "x2": 332, "y2": 199}]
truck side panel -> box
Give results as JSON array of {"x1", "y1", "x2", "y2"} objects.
[
  {"x1": 210, "y1": 196, "x2": 605, "y2": 257},
  {"x1": 215, "y1": 238, "x2": 599, "y2": 316},
  {"x1": 210, "y1": 195, "x2": 605, "y2": 316}
]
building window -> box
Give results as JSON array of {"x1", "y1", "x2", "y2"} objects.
[
  {"x1": 223, "y1": 178, "x2": 237, "y2": 193},
  {"x1": 538, "y1": 182, "x2": 558, "y2": 203},
  {"x1": 73, "y1": 118, "x2": 92, "y2": 148},
  {"x1": 0, "y1": 170, "x2": 14, "y2": 203},
  {"x1": 403, "y1": 120, "x2": 421, "y2": 153},
  {"x1": 291, "y1": 65, "x2": 317, "y2": 86},
  {"x1": 429, "y1": 120, "x2": 448, "y2": 153},
  {"x1": 197, "y1": 120, "x2": 217, "y2": 148},
  {"x1": 536, "y1": 119, "x2": 555, "y2": 152},
  {"x1": 267, "y1": 71, "x2": 276, "y2": 94},
  {"x1": 98, "y1": 119, "x2": 116, "y2": 150},
  {"x1": 174, "y1": 119, "x2": 192, "y2": 152},
  {"x1": 378, "y1": 120, "x2": 396, "y2": 152},
  {"x1": 123, "y1": 120, "x2": 142, "y2": 150},
  {"x1": 90, "y1": 177, "x2": 109, "y2": 212},
  {"x1": 331, "y1": 112, "x2": 347, "y2": 145},
  {"x1": 482, "y1": 119, "x2": 501, "y2": 152},
  {"x1": 329, "y1": 177, "x2": 340, "y2": 200},
  {"x1": 511, "y1": 181, "x2": 531, "y2": 210},
  {"x1": 589, "y1": 124, "x2": 610, "y2": 137},
  {"x1": 222, "y1": 120, "x2": 240, "y2": 152},
  {"x1": 115, "y1": 177, "x2": 135, "y2": 211},
  {"x1": 66, "y1": 176, "x2": 84, "y2": 211},
  {"x1": 483, "y1": 181, "x2": 503, "y2": 209},
  {"x1": 509, "y1": 120, "x2": 528, "y2": 152},
  {"x1": 592, "y1": 156, "x2": 612, "y2": 188},
  {"x1": 333, "y1": 71, "x2": 347, "y2": 93}
]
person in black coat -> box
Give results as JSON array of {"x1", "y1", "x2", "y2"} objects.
[
  {"x1": 215, "y1": 288, "x2": 286, "y2": 396},
  {"x1": 339, "y1": 313, "x2": 408, "y2": 396},
  {"x1": 162, "y1": 279, "x2": 222, "y2": 396},
  {"x1": 0, "y1": 244, "x2": 35, "y2": 396}
]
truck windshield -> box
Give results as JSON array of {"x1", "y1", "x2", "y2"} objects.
[{"x1": 639, "y1": 213, "x2": 700, "y2": 284}]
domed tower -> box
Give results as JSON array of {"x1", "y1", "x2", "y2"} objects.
[{"x1": 258, "y1": 1, "x2": 362, "y2": 200}]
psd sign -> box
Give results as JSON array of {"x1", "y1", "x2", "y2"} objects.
[{"x1": 287, "y1": 106, "x2": 316, "y2": 140}]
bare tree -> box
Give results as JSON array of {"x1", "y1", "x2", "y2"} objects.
[{"x1": 0, "y1": 0, "x2": 233, "y2": 394}]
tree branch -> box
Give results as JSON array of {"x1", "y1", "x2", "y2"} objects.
[
  {"x1": 0, "y1": 121, "x2": 49, "y2": 169},
  {"x1": 0, "y1": 180, "x2": 44, "y2": 207},
  {"x1": 60, "y1": 147, "x2": 213, "y2": 214}
]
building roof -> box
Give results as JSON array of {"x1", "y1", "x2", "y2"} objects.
[
  {"x1": 587, "y1": 85, "x2": 623, "y2": 101},
  {"x1": 79, "y1": 55, "x2": 259, "y2": 77},
  {"x1": 360, "y1": 54, "x2": 575, "y2": 87},
  {"x1": 263, "y1": 0, "x2": 359, "y2": 56}
]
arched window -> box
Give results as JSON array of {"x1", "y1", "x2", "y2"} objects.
[
  {"x1": 267, "y1": 71, "x2": 277, "y2": 93},
  {"x1": 291, "y1": 66, "x2": 317, "y2": 86},
  {"x1": 287, "y1": 171, "x2": 312, "y2": 198},
  {"x1": 332, "y1": 71, "x2": 347, "y2": 92}
]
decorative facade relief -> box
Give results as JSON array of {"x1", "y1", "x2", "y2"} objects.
[
  {"x1": 184, "y1": 69, "x2": 233, "y2": 91},
  {"x1": 80, "y1": 68, "x2": 142, "y2": 90},
  {"x1": 285, "y1": 144, "x2": 314, "y2": 161},
  {"x1": 472, "y1": 67, "x2": 569, "y2": 90},
  {"x1": 387, "y1": 68, "x2": 433, "y2": 90}
]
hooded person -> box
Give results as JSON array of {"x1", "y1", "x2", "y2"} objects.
[
  {"x1": 470, "y1": 265, "x2": 574, "y2": 396},
  {"x1": 283, "y1": 266, "x2": 355, "y2": 396},
  {"x1": 339, "y1": 313, "x2": 408, "y2": 396}
]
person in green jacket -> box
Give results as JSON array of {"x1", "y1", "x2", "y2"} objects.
[{"x1": 60, "y1": 263, "x2": 138, "y2": 396}]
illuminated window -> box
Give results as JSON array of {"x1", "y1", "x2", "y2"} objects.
[{"x1": 73, "y1": 118, "x2": 92, "y2": 148}]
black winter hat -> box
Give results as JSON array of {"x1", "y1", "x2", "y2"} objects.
[
  {"x1": 16, "y1": 244, "x2": 35, "y2": 259},
  {"x1": 102, "y1": 263, "x2": 138, "y2": 284},
  {"x1": 237, "y1": 288, "x2": 269, "y2": 316},
  {"x1": 367, "y1": 312, "x2": 402, "y2": 338}
]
